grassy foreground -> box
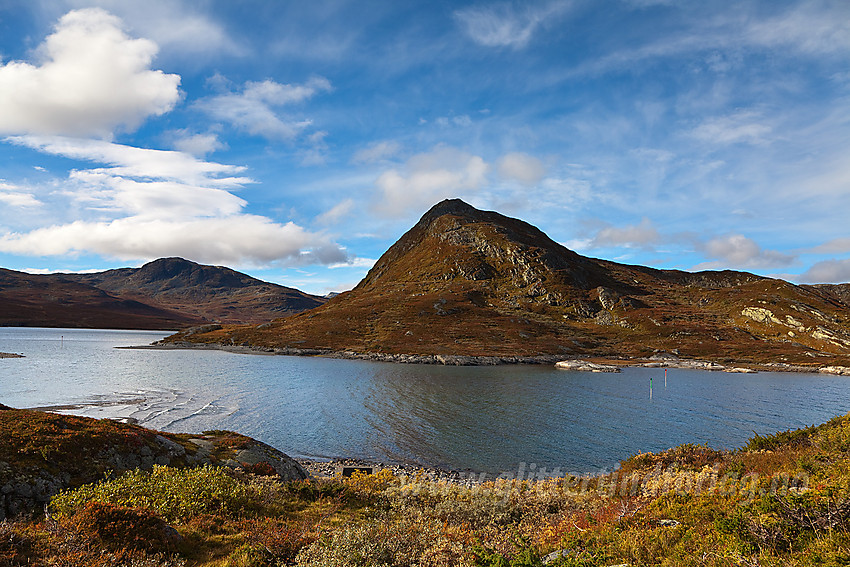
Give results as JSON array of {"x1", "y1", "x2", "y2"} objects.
[{"x1": 4, "y1": 413, "x2": 850, "y2": 566}]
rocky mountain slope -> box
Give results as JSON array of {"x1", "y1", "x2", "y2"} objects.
[
  {"x1": 169, "y1": 199, "x2": 850, "y2": 366},
  {"x1": 0, "y1": 258, "x2": 324, "y2": 329}
]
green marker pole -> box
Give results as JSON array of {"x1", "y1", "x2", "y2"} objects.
[{"x1": 650, "y1": 376, "x2": 653, "y2": 399}]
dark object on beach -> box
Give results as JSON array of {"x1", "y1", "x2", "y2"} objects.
[{"x1": 340, "y1": 466, "x2": 374, "y2": 477}]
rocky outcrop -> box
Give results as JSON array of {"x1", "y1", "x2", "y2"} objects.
[
  {"x1": 742, "y1": 307, "x2": 784, "y2": 326},
  {"x1": 819, "y1": 366, "x2": 850, "y2": 376},
  {"x1": 642, "y1": 354, "x2": 725, "y2": 371},
  {"x1": 0, "y1": 406, "x2": 306, "y2": 520},
  {"x1": 555, "y1": 360, "x2": 621, "y2": 372}
]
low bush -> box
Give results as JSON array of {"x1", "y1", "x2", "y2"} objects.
[
  {"x1": 51, "y1": 464, "x2": 257, "y2": 523},
  {"x1": 63, "y1": 501, "x2": 180, "y2": 553}
]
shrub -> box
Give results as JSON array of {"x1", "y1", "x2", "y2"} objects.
[
  {"x1": 64, "y1": 501, "x2": 180, "y2": 553},
  {"x1": 51, "y1": 465, "x2": 257, "y2": 523},
  {"x1": 0, "y1": 522, "x2": 41, "y2": 566}
]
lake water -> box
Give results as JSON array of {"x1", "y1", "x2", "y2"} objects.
[{"x1": 1, "y1": 327, "x2": 848, "y2": 476}]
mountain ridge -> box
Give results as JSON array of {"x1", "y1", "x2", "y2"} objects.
[
  {"x1": 0, "y1": 258, "x2": 324, "y2": 330},
  {"x1": 169, "y1": 199, "x2": 850, "y2": 366}
]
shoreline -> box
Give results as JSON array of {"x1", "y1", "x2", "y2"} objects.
[{"x1": 122, "y1": 340, "x2": 850, "y2": 374}]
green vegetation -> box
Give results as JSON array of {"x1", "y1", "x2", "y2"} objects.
[{"x1": 4, "y1": 413, "x2": 850, "y2": 565}]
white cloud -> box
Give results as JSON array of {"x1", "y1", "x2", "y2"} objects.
[
  {"x1": 567, "y1": 3, "x2": 850, "y2": 79},
  {"x1": 316, "y1": 199, "x2": 355, "y2": 225},
  {"x1": 590, "y1": 218, "x2": 660, "y2": 249},
  {"x1": 66, "y1": 170, "x2": 245, "y2": 219},
  {"x1": 454, "y1": 1, "x2": 571, "y2": 48},
  {"x1": 0, "y1": 8, "x2": 180, "y2": 137},
  {"x1": 497, "y1": 152, "x2": 546, "y2": 186},
  {"x1": 8, "y1": 136, "x2": 249, "y2": 188},
  {"x1": 700, "y1": 234, "x2": 796, "y2": 270},
  {"x1": 799, "y1": 259, "x2": 850, "y2": 283},
  {"x1": 745, "y1": 2, "x2": 850, "y2": 56},
  {"x1": 169, "y1": 130, "x2": 227, "y2": 156},
  {"x1": 436, "y1": 115, "x2": 473, "y2": 128},
  {"x1": 83, "y1": 0, "x2": 245, "y2": 57},
  {"x1": 374, "y1": 147, "x2": 490, "y2": 217},
  {"x1": 811, "y1": 238, "x2": 850, "y2": 254},
  {"x1": 690, "y1": 111, "x2": 772, "y2": 146},
  {"x1": 0, "y1": 136, "x2": 347, "y2": 267},
  {"x1": 0, "y1": 216, "x2": 346, "y2": 267},
  {"x1": 0, "y1": 182, "x2": 41, "y2": 208},
  {"x1": 198, "y1": 77, "x2": 332, "y2": 140},
  {"x1": 328, "y1": 257, "x2": 377, "y2": 270},
  {"x1": 300, "y1": 130, "x2": 330, "y2": 166},
  {"x1": 352, "y1": 140, "x2": 401, "y2": 164}
]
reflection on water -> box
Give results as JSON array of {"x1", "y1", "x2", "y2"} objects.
[{"x1": 2, "y1": 327, "x2": 849, "y2": 475}]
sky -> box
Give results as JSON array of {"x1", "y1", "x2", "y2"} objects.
[{"x1": 0, "y1": 0, "x2": 849, "y2": 295}]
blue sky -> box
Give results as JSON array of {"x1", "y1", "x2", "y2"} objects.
[{"x1": 0, "y1": 1, "x2": 849, "y2": 294}]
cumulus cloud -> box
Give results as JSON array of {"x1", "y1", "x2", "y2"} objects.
[
  {"x1": 699, "y1": 234, "x2": 796, "y2": 270},
  {"x1": 0, "y1": 216, "x2": 346, "y2": 266},
  {"x1": 0, "y1": 182, "x2": 41, "y2": 208},
  {"x1": 454, "y1": 1, "x2": 571, "y2": 48},
  {"x1": 169, "y1": 130, "x2": 227, "y2": 156},
  {"x1": 0, "y1": 8, "x2": 180, "y2": 137},
  {"x1": 590, "y1": 218, "x2": 660, "y2": 249},
  {"x1": 352, "y1": 140, "x2": 401, "y2": 164},
  {"x1": 198, "y1": 76, "x2": 331, "y2": 140},
  {"x1": 497, "y1": 152, "x2": 546, "y2": 186},
  {"x1": 374, "y1": 147, "x2": 490, "y2": 217},
  {"x1": 0, "y1": 137, "x2": 346, "y2": 267},
  {"x1": 799, "y1": 259, "x2": 850, "y2": 284}
]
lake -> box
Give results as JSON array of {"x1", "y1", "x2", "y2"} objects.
[{"x1": 1, "y1": 327, "x2": 848, "y2": 475}]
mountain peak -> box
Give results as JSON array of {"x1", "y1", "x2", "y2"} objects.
[
  {"x1": 138, "y1": 257, "x2": 201, "y2": 277},
  {"x1": 421, "y1": 198, "x2": 482, "y2": 220}
]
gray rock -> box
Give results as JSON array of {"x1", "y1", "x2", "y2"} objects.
[
  {"x1": 555, "y1": 359, "x2": 620, "y2": 373},
  {"x1": 232, "y1": 440, "x2": 309, "y2": 481},
  {"x1": 155, "y1": 434, "x2": 186, "y2": 457},
  {"x1": 542, "y1": 549, "x2": 573, "y2": 564}
]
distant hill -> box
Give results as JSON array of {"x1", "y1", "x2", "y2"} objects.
[
  {"x1": 169, "y1": 199, "x2": 850, "y2": 366},
  {"x1": 0, "y1": 258, "x2": 325, "y2": 330}
]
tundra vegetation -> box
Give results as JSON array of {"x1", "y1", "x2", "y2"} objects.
[{"x1": 3, "y1": 410, "x2": 850, "y2": 566}]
